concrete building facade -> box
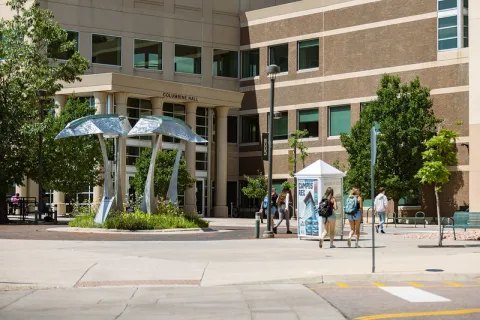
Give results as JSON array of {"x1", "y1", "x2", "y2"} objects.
[{"x1": 3, "y1": 0, "x2": 477, "y2": 218}]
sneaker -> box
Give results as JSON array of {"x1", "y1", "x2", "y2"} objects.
[
  {"x1": 355, "y1": 242, "x2": 360, "y2": 248},
  {"x1": 375, "y1": 225, "x2": 379, "y2": 233},
  {"x1": 347, "y1": 238, "x2": 351, "y2": 248},
  {"x1": 319, "y1": 239, "x2": 323, "y2": 248},
  {"x1": 273, "y1": 227, "x2": 277, "y2": 234},
  {"x1": 286, "y1": 230, "x2": 293, "y2": 234},
  {"x1": 381, "y1": 230, "x2": 386, "y2": 234},
  {"x1": 330, "y1": 243, "x2": 335, "y2": 248}
]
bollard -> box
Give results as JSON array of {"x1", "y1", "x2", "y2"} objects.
[
  {"x1": 255, "y1": 212, "x2": 260, "y2": 239},
  {"x1": 54, "y1": 204, "x2": 58, "y2": 225},
  {"x1": 34, "y1": 207, "x2": 39, "y2": 225}
]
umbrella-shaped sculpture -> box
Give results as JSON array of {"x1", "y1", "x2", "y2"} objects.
[
  {"x1": 56, "y1": 114, "x2": 131, "y2": 224},
  {"x1": 128, "y1": 115, "x2": 207, "y2": 214}
]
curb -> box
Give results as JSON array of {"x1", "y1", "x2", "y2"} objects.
[{"x1": 46, "y1": 227, "x2": 213, "y2": 235}]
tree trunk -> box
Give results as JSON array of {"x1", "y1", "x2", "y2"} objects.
[
  {"x1": 393, "y1": 199, "x2": 399, "y2": 224},
  {"x1": 0, "y1": 188, "x2": 9, "y2": 224},
  {"x1": 434, "y1": 183, "x2": 442, "y2": 247}
]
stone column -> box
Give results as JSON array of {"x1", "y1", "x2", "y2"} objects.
[
  {"x1": 93, "y1": 92, "x2": 108, "y2": 204},
  {"x1": 213, "y1": 106, "x2": 229, "y2": 217},
  {"x1": 53, "y1": 94, "x2": 67, "y2": 215},
  {"x1": 114, "y1": 92, "x2": 128, "y2": 207},
  {"x1": 184, "y1": 102, "x2": 197, "y2": 213},
  {"x1": 470, "y1": 0, "x2": 480, "y2": 211},
  {"x1": 151, "y1": 97, "x2": 164, "y2": 149}
]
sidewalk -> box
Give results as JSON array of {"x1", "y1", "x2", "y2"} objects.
[{"x1": 0, "y1": 228, "x2": 479, "y2": 291}]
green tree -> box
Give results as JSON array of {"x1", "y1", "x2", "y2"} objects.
[
  {"x1": 415, "y1": 129, "x2": 458, "y2": 247},
  {"x1": 288, "y1": 129, "x2": 309, "y2": 177},
  {"x1": 241, "y1": 173, "x2": 268, "y2": 204},
  {"x1": 341, "y1": 75, "x2": 440, "y2": 213},
  {"x1": 0, "y1": 0, "x2": 89, "y2": 222},
  {"x1": 30, "y1": 97, "x2": 102, "y2": 194},
  {"x1": 131, "y1": 149, "x2": 196, "y2": 201}
]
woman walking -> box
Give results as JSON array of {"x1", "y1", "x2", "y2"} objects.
[
  {"x1": 344, "y1": 188, "x2": 363, "y2": 248},
  {"x1": 273, "y1": 186, "x2": 293, "y2": 234},
  {"x1": 319, "y1": 187, "x2": 337, "y2": 248}
]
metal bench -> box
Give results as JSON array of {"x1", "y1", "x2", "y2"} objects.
[
  {"x1": 386, "y1": 211, "x2": 426, "y2": 228},
  {"x1": 441, "y1": 212, "x2": 480, "y2": 240}
]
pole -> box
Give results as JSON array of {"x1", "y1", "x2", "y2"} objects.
[
  {"x1": 371, "y1": 125, "x2": 377, "y2": 273},
  {"x1": 38, "y1": 100, "x2": 44, "y2": 217},
  {"x1": 263, "y1": 77, "x2": 275, "y2": 238},
  {"x1": 293, "y1": 140, "x2": 297, "y2": 219}
]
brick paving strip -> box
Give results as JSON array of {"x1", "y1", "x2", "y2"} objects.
[{"x1": 75, "y1": 280, "x2": 201, "y2": 288}]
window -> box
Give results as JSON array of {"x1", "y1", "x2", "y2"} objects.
[
  {"x1": 213, "y1": 49, "x2": 238, "y2": 78},
  {"x1": 269, "y1": 44, "x2": 288, "y2": 73},
  {"x1": 196, "y1": 152, "x2": 208, "y2": 171},
  {"x1": 163, "y1": 103, "x2": 186, "y2": 143},
  {"x1": 329, "y1": 105, "x2": 351, "y2": 136},
  {"x1": 438, "y1": 0, "x2": 457, "y2": 10},
  {"x1": 241, "y1": 115, "x2": 259, "y2": 143},
  {"x1": 298, "y1": 39, "x2": 319, "y2": 70},
  {"x1": 241, "y1": 49, "x2": 259, "y2": 78},
  {"x1": 134, "y1": 39, "x2": 162, "y2": 70},
  {"x1": 228, "y1": 116, "x2": 238, "y2": 143},
  {"x1": 92, "y1": 34, "x2": 121, "y2": 66},
  {"x1": 127, "y1": 146, "x2": 148, "y2": 166},
  {"x1": 48, "y1": 31, "x2": 79, "y2": 60},
  {"x1": 268, "y1": 111, "x2": 288, "y2": 140},
  {"x1": 175, "y1": 44, "x2": 201, "y2": 74},
  {"x1": 127, "y1": 98, "x2": 152, "y2": 127},
  {"x1": 437, "y1": 0, "x2": 469, "y2": 51},
  {"x1": 298, "y1": 109, "x2": 319, "y2": 138},
  {"x1": 196, "y1": 107, "x2": 208, "y2": 145}
]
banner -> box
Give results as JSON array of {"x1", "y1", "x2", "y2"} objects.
[{"x1": 297, "y1": 178, "x2": 321, "y2": 238}]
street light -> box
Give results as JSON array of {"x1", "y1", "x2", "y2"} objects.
[
  {"x1": 36, "y1": 89, "x2": 47, "y2": 217},
  {"x1": 289, "y1": 132, "x2": 297, "y2": 219},
  {"x1": 371, "y1": 121, "x2": 380, "y2": 273},
  {"x1": 263, "y1": 64, "x2": 280, "y2": 238}
]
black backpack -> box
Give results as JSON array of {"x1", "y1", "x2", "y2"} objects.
[{"x1": 318, "y1": 198, "x2": 333, "y2": 218}]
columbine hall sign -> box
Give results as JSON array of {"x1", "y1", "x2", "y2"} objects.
[{"x1": 162, "y1": 92, "x2": 199, "y2": 102}]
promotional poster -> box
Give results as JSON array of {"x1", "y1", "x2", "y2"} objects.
[{"x1": 297, "y1": 178, "x2": 322, "y2": 238}]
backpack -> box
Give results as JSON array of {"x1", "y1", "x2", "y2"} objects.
[
  {"x1": 262, "y1": 196, "x2": 269, "y2": 209},
  {"x1": 318, "y1": 198, "x2": 333, "y2": 218},
  {"x1": 345, "y1": 196, "x2": 358, "y2": 215}
]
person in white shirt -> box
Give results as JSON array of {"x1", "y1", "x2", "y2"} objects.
[
  {"x1": 374, "y1": 187, "x2": 388, "y2": 234},
  {"x1": 273, "y1": 186, "x2": 293, "y2": 234}
]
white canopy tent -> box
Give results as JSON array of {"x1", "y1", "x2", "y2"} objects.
[{"x1": 295, "y1": 160, "x2": 345, "y2": 240}]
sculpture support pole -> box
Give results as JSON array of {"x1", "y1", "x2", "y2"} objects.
[
  {"x1": 167, "y1": 143, "x2": 184, "y2": 206},
  {"x1": 95, "y1": 134, "x2": 115, "y2": 224},
  {"x1": 142, "y1": 134, "x2": 161, "y2": 214},
  {"x1": 114, "y1": 136, "x2": 124, "y2": 211}
]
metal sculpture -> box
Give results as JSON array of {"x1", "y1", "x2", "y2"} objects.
[
  {"x1": 55, "y1": 114, "x2": 131, "y2": 223},
  {"x1": 128, "y1": 115, "x2": 207, "y2": 214}
]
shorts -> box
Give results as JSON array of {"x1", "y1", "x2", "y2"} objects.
[
  {"x1": 346, "y1": 210, "x2": 362, "y2": 221},
  {"x1": 322, "y1": 214, "x2": 336, "y2": 223}
]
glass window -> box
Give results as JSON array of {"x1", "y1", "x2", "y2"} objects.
[
  {"x1": 268, "y1": 111, "x2": 288, "y2": 140},
  {"x1": 464, "y1": 0, "x2": 468, "y2": 8},
  {"x1": 175, "y1": 44, "x2": 201, "y2": 74},
  {"x1": 329, "y1": 105, "x2": 351, "y2": 136},
  {"x1": 464, "y1": 14, "x2": 469, "y2": 48},
  {"x1": 269, "y1": 44, "x2": 288, "y2": 73},
  {"x1": 196, "y1": 152, "x2": 208, "y2": 171},
  {"x1": 48, "y1": 31, "x2": 79, "y2": 60},
  {"x1": 196, "y1": 107, "x2": 208, "y2": 145},
  {"x1": 438, "y1": 16, "x2": 458, "y2": 50},
  {"x1": 92, "y1": 34, "x2": 121, "y2": 66},
  {"x1": 228, "y1": 116, "x2": 238, "y2": 143},
  {"x1": 163, "y1": 103, "x2": 186, "y2": 143},
  {"x1": 241, "y1": 49, "x2": 259, "y2": 78},
  {"x1": 127, "y1": 98, "x2": 152, "y2": 128},
  {"x1": 127, "y1": 146, "x2": 148, "y2": 166},
  {"x1": 438, "y1": 0, "x2": 457, "y2": 11},
  {"x1": 241, "y1": 115, "x2": 259, "y2": 143},
  {"x1": 298, "y1": 39, "x2": 319, "y2": 70},
  {"x1": 213, "y1": 49, "x2": 238, "y2": 78},
  {"x1": 298, "y1": 109, "x2": 319, "y2": 138},
  {"x1": 134, "y1": 39, "x2": 162, "y2": 70}
]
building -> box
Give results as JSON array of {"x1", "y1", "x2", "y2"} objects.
[{"x1": 4, "y1": 0, "x2": 478, "y2": 218}]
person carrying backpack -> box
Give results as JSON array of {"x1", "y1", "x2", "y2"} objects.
[
  {"x1": 345, "y1": 187, "x2": 363, "y2": 248},
  {"x1": 273, "y1": 186, "x2": 292, "y2": 234},
  {"x1": 319, "y1": 187, "x2": 337, "y2": 248},
  {"x1": 374, "y1": 187, "x2": 388, "y2": 234},
  {"x1": 259, "y1": 188, "x2": 278, "y2": 226}
]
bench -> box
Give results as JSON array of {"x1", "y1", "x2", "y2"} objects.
[
  {"x1": 441, "y1": 212, "x2": 480, "y2": 240},
  {"x1": 386, "y1": 211, "x2": 426, "y2": 228}
]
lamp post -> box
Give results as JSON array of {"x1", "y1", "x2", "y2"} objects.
[
  {"x1": 263, "y1": 64, "x2": 280, "y2": 238},
  {"x1": 371, "y1": 121, "x2": 379, "y2": 273},
  {"x1": 36, "y1": 89, "x2": 47, "y2": 216},
  {"x1": 289, "y1": 132, "x2": 297, "y2": 219}
]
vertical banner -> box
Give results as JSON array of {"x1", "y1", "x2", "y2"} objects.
[
  {"x1": 262, "y1": 133, "x2": 269, "y2": 161},
  {"x1": 297, "y1": 178, "x2": 321, "y2": 238}
]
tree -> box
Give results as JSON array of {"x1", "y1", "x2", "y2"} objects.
[
  {"x1": 415, "y1": 129, "x2": 458, "y2": 247},
  {"x1": 288, "y1": 129, "x2": 309, "y2": 177},
  {"x1": 341, "y1": 75, "x2": 440, "y2": 214},
  {"x1": 131, "y1": 149, "x2": 196, "y2": 201},
  {"x1": 241, "y1": 173, "x2": 268, "y2": 205},
  {"x1": 29, "y1": 97, "x2": 102, "y2": 194},
  {"x1": 0, "y1": 0, "x2": 89, "y2": 222}
]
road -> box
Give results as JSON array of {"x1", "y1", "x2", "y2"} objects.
[{"x1": 1, "y1": 282, "x2": 479, "y2": 319}]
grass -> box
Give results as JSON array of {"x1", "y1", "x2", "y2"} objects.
[{"x1": 69, "y1": 207, "x2": 209, "y2": 231}]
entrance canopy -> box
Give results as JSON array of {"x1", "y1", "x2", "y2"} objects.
[{"x1": 295, "y1": 160, "x2": 345, "y2": 179}]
